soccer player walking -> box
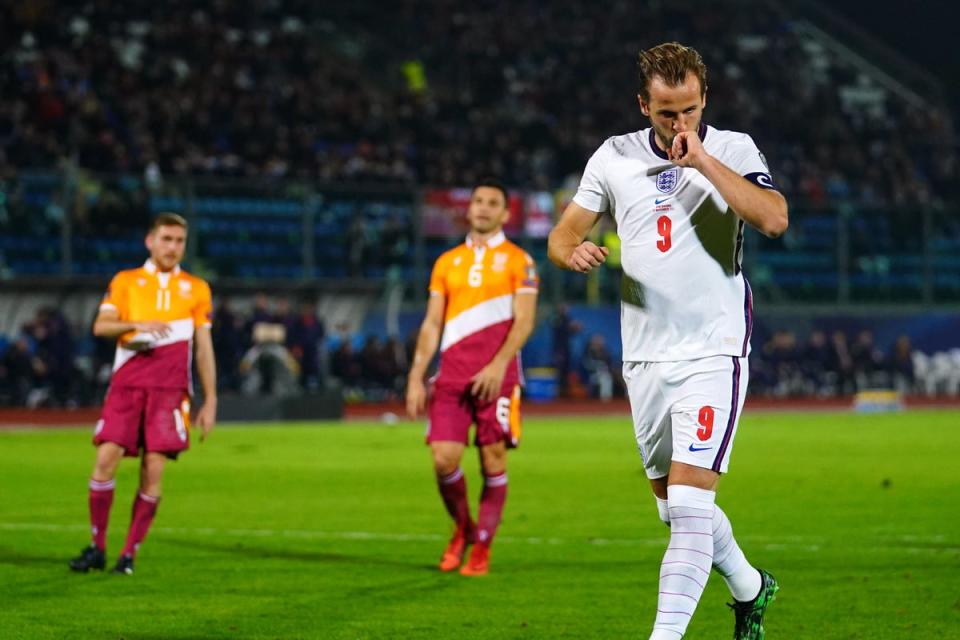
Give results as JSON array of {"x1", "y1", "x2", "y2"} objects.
[
  {"x1": 69, "y1": 213, "x2": 217, "y2": 575},
  {"x1": 406, "y1": 180, "x2": 538, "y2": 576},
  {"x1": 548, "y1": 43, "x2": 787, "y2": 639}
]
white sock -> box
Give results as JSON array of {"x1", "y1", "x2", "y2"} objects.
[
  {"x1": 650, "y1": 485, "x2": 716, "y2": 639},
  {"x1": 655, "y1": 496, "x2": 670, "y2": 526},
  {"x1": 712, "y1": 504, "x2": 762, "y2": 602}
]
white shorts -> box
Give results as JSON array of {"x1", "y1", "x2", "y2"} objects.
[{"x1": 623, "y1": 355, "x2": 748, "y2": 478}]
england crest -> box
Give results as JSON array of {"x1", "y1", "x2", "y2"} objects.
[{"x1": 656, "y1": 168, "x2": 679, "y2": 193}]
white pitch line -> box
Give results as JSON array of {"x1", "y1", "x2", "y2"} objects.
[
  {"x1": 0, "y1": 522, "x2": 820, "y2": 552},
  {"x1": 3, "y1": 522, "x2": 958, "y2": 554},
  {"x1": 0, "y1": 522, "x2": 960, "y2": 554}
]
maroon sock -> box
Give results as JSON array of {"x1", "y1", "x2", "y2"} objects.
[
  {"x1": 121, "y1": 492, "x2": 160, "y2": 558},
  {"x1": 437, "y1": 468, "x2": 472, "y2": 528},
  {"x1": 88, "y1": 478, "x2": 115, "y2": 551},
  {"x1": 476, "y1": 472, "x2": 508, "y2": 547}
]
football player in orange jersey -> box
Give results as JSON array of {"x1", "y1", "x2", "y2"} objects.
[
  {"x1": 406, "y1": 179, "x2": 539, "y2": 575},
  {"x1": 69, "y1": 213, "x2": 217, "y2": 576}
]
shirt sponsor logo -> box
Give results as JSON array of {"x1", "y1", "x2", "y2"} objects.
[{"x1": 656, "y1": 168, "x2": 679, "y2": 193}]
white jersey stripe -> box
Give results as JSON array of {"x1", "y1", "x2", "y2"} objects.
[
  {"x1": 111, "y1": 317, "x2": 195, "y2": 374},
  {"x1": 440, "y1": 293, "x2": 513, "y2": 352}
]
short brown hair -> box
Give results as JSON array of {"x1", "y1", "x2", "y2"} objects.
[
  {"x1": 637, "y1": 42, "x2": 707, "y2": 103},
  {"x1": 150, "y1": 212, "x2": 188, "y2": 232}
]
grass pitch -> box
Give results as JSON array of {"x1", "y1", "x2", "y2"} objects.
[{"x1": 1, "y1": 410, "x2": 958, "y2": 639}]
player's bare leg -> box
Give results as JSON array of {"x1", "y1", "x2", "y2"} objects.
[
  {"x1": 431, "y1": 441, "x2": 475, "y2": 571},
  {"x1": 648, "y1": 463, "x2": 773, "y2": 639},
  {"x1": 70, "y1": 442, "x2": 124, "y2": 572},
  {"x1": 461, "y1": 441, "x2": 508, "y2": 576},
  {"x1": 114, "y1": 452, "x2": 166, "y2": 575}
]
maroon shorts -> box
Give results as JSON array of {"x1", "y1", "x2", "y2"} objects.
[
  {"x1": 93, "y1": 386, "x2": 191, "y2": 458},
  {"x1": 426, "y1": 381, "x2": 522, "y2": 448}
]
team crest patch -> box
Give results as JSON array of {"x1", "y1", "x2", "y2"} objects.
[
  {"x1": 656, "y1": 168, "x2": 679, "y2": 193},
  {"x1": 492, "y1": 252, "x2": 509, "y2": 272}
]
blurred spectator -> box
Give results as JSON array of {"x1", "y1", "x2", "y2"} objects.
[
  {"x1": 1, "y1": 336, "x2": 38, "y2": 406},
  {"x1": 581, "y1": 334, "x2": 618, "y2": 401},
  {"x1": 801, "y1": 330, "x2": 833, "y2": 395},
  {"x1": 551, "y1": 304, "x2": 581, "y2": 397},
  {"x1": 288, "y1": 301, "x2": 326, "y2": 390},
  {"x1": 764, "y1": 330, "x2": 804, "y2": 396},
  {"x1": 26, "y1": 307, "x2": 75, "y2": 406},
  {"x1": 850, "y1": 329, "x2": 886, "y2": 388},
  {"x1": 331, "y1": 340, "x2": 363, "y2": 390},
  {"x1": 212, "y1": 298, "x2": 245, "y2": 392},
  {"x1": 888, "y1": 335, "x2": 915, "y2": 394},
  {"x1": 831, "y1": 330, "x2": 856, "y2": 395}
]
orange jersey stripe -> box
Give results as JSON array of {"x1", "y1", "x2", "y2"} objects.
[{"x1": 429, "y1": 234, "x2": 538, "y2": 351}]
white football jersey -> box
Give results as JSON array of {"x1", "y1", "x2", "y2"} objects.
[{"x1": 573, "y1": 123, "x2": 777, "y2": 362}]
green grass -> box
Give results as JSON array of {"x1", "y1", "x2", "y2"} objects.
[{"x1": 1, "y1": 411, "x2": 958, "y2": 639}]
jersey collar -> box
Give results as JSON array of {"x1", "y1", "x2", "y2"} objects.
[
  {"x1": 144, "y1": 259, "x2": 181, "y2": 276},
  {"x1": 465, "y1": 230, "x2": 506, "y2": 249},
  {"x1": 648, "y1": 122, "x2": 709, "y2": 160}
]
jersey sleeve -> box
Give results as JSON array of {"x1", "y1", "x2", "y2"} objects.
[
  {"x1": 572, "y1": 140, "x2": 611, "y2": 213},
  {"x1": 428, "y1": 254, "x2": 448, "y2": 297},
  {"x1": 725, "y1": 134, "x2": 778, "y2": 190},
  {"x1": 193, "y1": 279, "x2": 213, "y2": 328},
  {"x1": 512, "y1": 251, "x2": 539, "y2": 295},
  {"x1": 100, "y1": 273, "x2": 129, "y2": 317}
]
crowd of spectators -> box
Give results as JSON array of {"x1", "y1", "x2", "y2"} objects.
[
  {"x1": 749, "y1": 329, "x2": 922, "y2": 397},
  {"x1": 2, "y1": 0, "x2": 956, "y2": 208},
  {"x1": 2, "y1": 298, "x2": 959, "y2": 407}
]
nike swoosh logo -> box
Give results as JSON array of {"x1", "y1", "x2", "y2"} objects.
[
  {"x1": 655, "y1": 198, "x2": 670, "y2": 204},
  {"x1": 688, "y1": 444, "x2": 713, "y2": 452}
]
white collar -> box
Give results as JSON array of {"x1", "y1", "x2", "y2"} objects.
[
  {"x1": 144, "y1": 259, "x2": 181, "y2": 276},
  {"x1": 466, "y1": 230, "x2": 506, "y2": 249}
]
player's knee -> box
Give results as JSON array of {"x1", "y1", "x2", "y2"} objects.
[
  {"x1": 432, "y1": 452, "x2": 460, "y2": 476},
  {"x1": 480, "y1": 457, "x2": 506, "y2": 477}
]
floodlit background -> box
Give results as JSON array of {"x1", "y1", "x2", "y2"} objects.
[{"x1": 1, "y1": 1, "x2": 958, "y2": 638}]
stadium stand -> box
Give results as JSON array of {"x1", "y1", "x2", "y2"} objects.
[{"x1": 1, "y1": 1, "x2": 958, "y2": 407}]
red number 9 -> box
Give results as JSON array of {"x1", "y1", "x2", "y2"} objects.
[
  {"x1": 656, "y1": 215, "x2": 672, "y2": 253},
  {"x1": 696, "y1": 406, "x2": 714, "y2": 441}
]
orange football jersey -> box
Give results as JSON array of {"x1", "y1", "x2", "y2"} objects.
[
  {"x1": 100, "y1": 260, "x2": 212, "y2": 390},
  {"x1": 429, "y1": 231, "x2": 538, "y2": 384}
]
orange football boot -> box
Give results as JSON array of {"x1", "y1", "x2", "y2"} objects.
[
  {"x1": 439, "y1": 521, "x2": 475, "y2": 572},
  {"x1": 459, "y1": 544, "x2": 490, "y2": 576}
]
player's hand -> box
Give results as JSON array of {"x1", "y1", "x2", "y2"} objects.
[
  {"x1": 195, "y1": 398, "x2": 217, "y2": 442},
  {"x1": 406, "y1": 377, "x2": 427, "y2": 419},
  {"x1": 470, "y1": 360, "x2": 507, "y2": 403},
  {"x1": 668, "y1": 130, "x2": 709, "y2": 169},
  {"x1": 566, "y1": 242, "x2": 609, "y2": 273},
  {"x1": 134, "y1": 321, "x2": 172, "y2": 340}
]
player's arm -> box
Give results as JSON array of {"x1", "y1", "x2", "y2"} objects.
[
  {"x1": 669, "y1": 132, "x2": 789, "y2": 238},
  {"x1": 193, "y1": 325, "x2": 217, "y2": 441},
  {"x1": 405, "y1": 293, "x2": 446, "y2": 418},
  {"x1": 92, "y1": 308, "x2": 170, "y2": 340},
  {"x1": 547, "y1": 201, "x2": 609, "y2": 272},
  {"x1": 470, "y1": 291, "x2": 537, "y2": 402}
]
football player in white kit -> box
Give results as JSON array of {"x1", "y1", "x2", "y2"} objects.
[{"x1": 548, "y1": 43, "x2": 788, "y2": 640}]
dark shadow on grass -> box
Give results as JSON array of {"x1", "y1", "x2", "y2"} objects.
[
  {"x1": 162, "y1": 536, "x2": 436, "y2": 571},
  {"x1": 0, "y1": 545, "x2": 72, "y2": 568}
]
